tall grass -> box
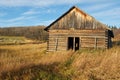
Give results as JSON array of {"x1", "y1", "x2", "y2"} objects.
[
  {"x1": 0, "y1": 43, "x2": 46, "y2": 73},
  {"x1": 71, "y1": 47, "x2": 120, "y2": 80},
  {"x1": 0, "y1": 43, "x2": 120, "y2": 80}
]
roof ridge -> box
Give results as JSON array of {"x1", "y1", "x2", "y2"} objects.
[{"x1": 44, "y1": 6, "x2": 111, "y2": 31}]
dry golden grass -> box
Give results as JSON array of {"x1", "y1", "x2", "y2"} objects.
[
  {"x1": 0, "y1": 43, "x2": 120, "y2": 80},
  {"x1": 113, "y1": 34, "x2": 120, "y2": 41},
  {"x1": 71, "y1": 47, "x2": 120, "y2": 80},
  {"x1": 0, "y1": 43, "x2": 73, "y2": 80},
  {"x1": 0, "y1": 43, "x2": 46, "y2": 73}
]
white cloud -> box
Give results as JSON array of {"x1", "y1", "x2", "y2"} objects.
[
  {"x1": 22, "y1": 8, "x2": 56, "y2": 16},
  {"x1": 46, "y1": 9, "x2": 55, "y2": 13},
  {"x1": 0, "y1": 16, "x2": 35, "y2": 23},
  {"x1": 83, "y1": 2, "x2": 115, "y2": 12},
  {"x1": 92, "y1": 7, "x2": 120, "y2": 17},
  {"x1": 0, "y1": 15, "x2": 37, "y2": 27},
  {"x1": 0, "y1": 0, "x2": 110, "y2": 7},
  {"x1": 36, "y1": 20, "x2": 54, "y2": 26},
  {"x1": 0, "y1": 0, "x2": 55, "y2": 7},
  {"x1": 0, "y1": 22, "x2": 22, "y2": 27},
  {"x1": 8, "y1": 16, "x2": 26, "y2": 22},
  {"x1": 23, "y1": 10, "x2": 40, "y2": 15},
  {"x1": 0, "y1": 0, "x2": 119, "y2": 27},
  {"x1": 0, "y1": 0, "x2": 42, "y2": 7},
  {"x1": 89, "y1": 6, "x2": 120, "y2": 26}
]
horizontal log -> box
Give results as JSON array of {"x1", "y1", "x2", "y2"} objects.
[
  {"x1": 81, "y1": 39, "x2": 95, "y2": 41},
  {"x1": 49, "y1": 46, "x2": 67, "y2": 49},
  {"x1": 97, "y1": 41, "x2": 106, "y2": 43},
  {"x1": 48, "y1": 48, "x2": 66, "y2": 50},
  {"x1": 48, "y1": 42, "x2": 67, "y2": 44},
  {"x1": 48, "y1": 46, "x2": 67, "y2": 48},
  {"x1": 81, "y1": 45, "x2": 95, "y2": 47},
  {"x1": 49, "y1": 34, "x2": 105, "y2": 37},
  {"x1": 48, "y1": 43, "x2": 66, "y2": 45},
  {"x1": 81, "y1": 42, "x2": 95, "y2": 44},
  {"x1": 47, "y1": 49, "x2": 66, "y2": 52},
  {"x1": 48, "y1": 45, "x2": 66, "y2": 47},
  {"x1": 50, "y1": 30, "x2": 105, "y2": 33},
  {"x1": 50, "y1": 30, "x2": 106, "y2": 32},
  {"x1": 97, "y1": 39, "x2": 105, "y2": 41},
  {"x1": 81, "y1": 38, "x2": 95, "y2": 40},
  {"x1": 81, "y1": 45, "x2": 106, "y2": 47},
  {"x1": 50, "y1": 32, "x2": 106, "y2": 34},
  {"x1": 81, "y1": 41, "x2": 105, "y2": 44},
  {"x1": 49, "y1": 30, "x2": 106, "y2": 33},
  {"x1": 81, "y1": 42, "x2": 106, "y2": 44},
  {"x1": 49, "y1": 36, "x2": 107, "y2": 39},
  {"x1": 49, "y1": 40, "x2": 67, "y2": 42},
  {"x1": 49, "y1": 37, "x2": 67, "y2": 40}
]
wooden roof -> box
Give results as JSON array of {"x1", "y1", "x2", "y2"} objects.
[{"x1": 44, "y1": 6, "x2": 111, "y2": 31}]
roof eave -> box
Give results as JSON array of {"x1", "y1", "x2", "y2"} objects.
[{"x1": 44, "y1": 6, "x2": 77, "y2": 31}]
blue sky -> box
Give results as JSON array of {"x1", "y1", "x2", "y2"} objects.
[{"x1": 0, "y1": 0, "x2": 120, "y2": 27}]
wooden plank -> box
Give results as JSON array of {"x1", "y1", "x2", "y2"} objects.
[
  {"x1": 55, "y1": 38, "x2": 58, "y2": 51},
  {"x1": 95, "y1": 37, "x2": 97, "y2": 48},
  {"x1": 49, "y1": 42, "x2": 67, "y2": 45},
  {"x1": 48, "y1": 45, "x2": 66, "y2": 47},
  {"x1": 49, "y1": 35, "x2": 107, "y2": 39},
  {"x1": 49, "y1": 30, "x2": 105, "y2": 33},
  {"x1": 47, "y1": 29, "x2": 108, "y2": 51},
  {"x1": 50, "y1": 33, "x2": 105, "y2": 36}
]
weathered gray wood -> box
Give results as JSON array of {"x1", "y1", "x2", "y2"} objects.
[
  {"x1": 45, "y1": 6, "x2": 113, "y2": 51},
  {"x1": 47, "y1": 7, "x2": 108, "y2": 30}
]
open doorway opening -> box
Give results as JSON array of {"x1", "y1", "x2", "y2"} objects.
[
  {"x1": 75, "y1": 37, "x2": 79, "y2": 51},
  {"x1": 68, "y1": 37, "x2": 74, "y2": 50},
  {"x1": 68, "y1": 37, "x2": 80, "y2": 51}
]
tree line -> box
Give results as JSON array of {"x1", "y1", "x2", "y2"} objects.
[
  {"x1": 0, "y1": 26, "x2": 48, "y2": 41},
  {"x1": 108, "y1": 25, "x2": 120, "y2": 36},
  {"x1": 0, "y1": 25, "x2": 119, "y2": 41}
]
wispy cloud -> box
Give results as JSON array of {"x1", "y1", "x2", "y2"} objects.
[
  {"x1": 0, "y1": 0, "x2": 45, "y2": 7},
  {"x1": 0, "y1": 16, "x2": 35, "y2": 23},
  {"x1": 0, "y1": 0, "x2": 120, "y2": 27},
  {"x1": 22, "y1": 10, "x2": 40, "y2": 15},
  {"x1": 92, "y1": 7, "x2": 120, "y2": 17},
  {"x1": 0, "y1": 16, "x2": 36, "y2": 27},
  {"x1": 8, "y1": 16, "x2": 26, "y2": 22},
  {"x1": 0, "y1": 0, "x2": 111, "y2": 7},
  {"x1": 37, "y1": 20, "x2": 54, "y2": 26},
  {"x1": 22, "y1": 8, "x2": 55, "y2": 16},
  {"x1": 89, "y1": 6, "x2": 120, "y2": 26},
  {"x1": 83, "y1": 3, "x2": 115, "y2": 12}
]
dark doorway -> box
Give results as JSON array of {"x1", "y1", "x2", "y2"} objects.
[
  {"x1": 68, "y1": 37, "x2": 80, "y2": 51},
  {"x1": 68, "y1": 37, "x2": 74, "y2": 50},
  {"x1": 75, "y1": 37, "x2": 79, "y2": 51}
]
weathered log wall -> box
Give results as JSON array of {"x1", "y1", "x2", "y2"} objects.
[
  {"x1": 45, "y1": 6, "x2": 113, "y2": 52},
  {"x1": 47, "y1": 30, "x2": 108, "y2": 52}
]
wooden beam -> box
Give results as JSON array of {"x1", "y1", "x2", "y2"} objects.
[
  {"x1": 95, "y1": 37, "x2": 97, "y2": 48},
  {"x1": 53, "y1": 38, "x2": 58, "y2": 51}
]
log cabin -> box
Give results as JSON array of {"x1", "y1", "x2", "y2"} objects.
[{"x1": 44, "y1": 6, "x2": 114, "y2": 52}]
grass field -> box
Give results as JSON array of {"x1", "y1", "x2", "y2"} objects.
[
  {"x1": 0, "y1": 36, "x2": 30, "y2": 45},
  {"x1": 0, "y1": 42, "x2": 120, "y2": 80},
  {"x1": 0, "y1": 36, "x2": 44, "y2": 45},
  {"x1": 0, "y1": 36, "x2": 120, "y2": 80}
]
